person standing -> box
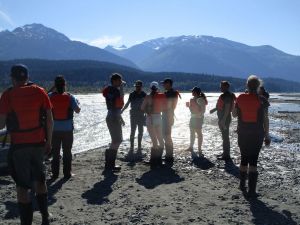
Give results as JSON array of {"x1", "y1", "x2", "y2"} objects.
[
  {"x1": 141, "y1": 81, "x2": 165, "y2": 169},
  {"x1": 48, "y1": 76, "x2": 81, "y2": 180},
  {"x1": 186, "y1": 87, "x2": 207, "y2": 156},
  {"x1": 211, "y1": 81, "x2": 236, "y2": 161},
  {"x1": 102, "y1": 73, "x2": 125, "y2": 172},
  {"x1": 233, "y1": 75, "x2": 270, "y2": 198},
  {"x1": 161, "y1": 78, "x2": 179, "y2": 165},
  {"x1": 121, "y1": 80, "x2": 146, "y2": 157},
  {"x1": 0, "y1": 64, "x2": 53, "y2": 225}
]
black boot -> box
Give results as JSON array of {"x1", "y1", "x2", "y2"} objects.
[
  {"x1": 36, "y1": 193, "x2": 50, "y2": 225},
  {"x1": 248, "y1": 172, "x2": 258, "y2": 198},
  {"x1": 150, "y1": 147, "x2": 157, "y2": 169},
  {"x1": 18, "y1": 202, "x2": 33, "y2": 225},
  {"x1": 51, "y1": 155, "x2": 60, "y2": 179},
  {"x1": 239, "y1": 171, "x2": 247, "y2": 193},
  {"x1": 105, "y1": 149, "x2": 121, "y2": 172},
  {"x1": 165, "y1": 145, "x2": 174, "y2": 166}
]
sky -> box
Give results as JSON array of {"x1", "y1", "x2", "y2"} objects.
[{"x1": 0, "y1": 0, "x2": 299, "y2": 55}]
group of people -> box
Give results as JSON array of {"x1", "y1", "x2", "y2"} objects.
[{"x1": 0, "y1": 64, "x2": 271, "y2": 225}]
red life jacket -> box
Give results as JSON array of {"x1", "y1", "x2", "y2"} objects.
[
  {"x1": 236, "y1": 93, "x2": 266, "y2": 131},
  {"x1": 5, "y1": 83, "x2": 47, "y2": 145},
  {"x1": 50, "y1": 92, "x2": 73, "y2": 120},
  {"x1": 151, "y1": 92, "x2": 166, "y2": 114},
  {"x1": 217, "y1": 92, "x2": 236, "y2": 112},
  {"x1": 102, "y1": 86, "x2": 124, "y2": 111}
]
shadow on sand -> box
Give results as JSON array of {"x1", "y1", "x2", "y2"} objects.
[
  {"x1": 47, "y1": 177, "x2": 68, "y2": 206},
  {"x1": 250, "y1": 198, "x2": 297, "y2": 225},
  {"x1": 81, "y1": 173, "x2": 118, "y2": 205},
  {"x1": 136, "y1": 166, "x2": 184, "y2": 189},
  {"x1": 224, "y1": 159, "x2": 240, "y2": 178},
  {"x1": 191, "y1": 153, "x2": 215, "y2": 170}
]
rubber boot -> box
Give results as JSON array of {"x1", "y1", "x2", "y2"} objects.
[
  {"x1": 248, "y1": 172, "x2": 258, "y2": 198},
  {"x1": 150, "y1": 147, "x2": 157, "y2": 169},
  {"x1": 18, "y1": 202, "x2": 33, "y2": 225},
  {"x1": 108, "y1": 149, "x2": 121, "y2": 172},
  {"x1": 239, "y1": 171, "x2": 247, "y2": 193},
  {"x1": 104, "y1": 149, "x2": 112, "y2": 170},
  {"x1": 36, "y1": 193, "x2": 50, "y2": 225},
  {"x1": 165, "y1": 145, "x2": 174, "y2": 166}
]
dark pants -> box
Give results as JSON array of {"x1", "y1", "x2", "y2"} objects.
[
  {"x1": 130, "y1": 112, "x2": 144, "y2": 149},
  {"x1": 238, "y1": 131, "x2": 264, "y2": 167},
  {"x1": 106, "y1": 115, "x2": 123, "y2": 144},
  {"x1": 219, "y1": 119, "x2": 231, "y2": 157},
  {"x1": 51, "y1": 131, "x2": 73, "y2": 177}
]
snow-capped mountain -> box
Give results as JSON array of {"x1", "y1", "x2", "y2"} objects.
[
  {"x1": 105, "y1": 35, "x2": 300, "y2": 82},
  {"x1": 0, "y1": 24, "x2": 136, "y2": 68}
]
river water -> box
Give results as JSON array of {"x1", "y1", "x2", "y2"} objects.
[{"x1": 72, "y1": 93, "x2": 300, "y2": 154}]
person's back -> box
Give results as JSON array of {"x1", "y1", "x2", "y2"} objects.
[{"x1": 4, "y1": 84, "x2": 49, "y2": 146}]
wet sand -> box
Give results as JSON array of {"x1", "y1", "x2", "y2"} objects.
[{"x1": 0, "y1": 117, "x2": 299, "y2": 225}]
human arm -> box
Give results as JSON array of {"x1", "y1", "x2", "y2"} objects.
[
  {"x1": 263, "y1": 108, "x2": 270, "y2": 146},
  {"x1": 121, "y1": 97, "x2": 131, "y2": 114}
]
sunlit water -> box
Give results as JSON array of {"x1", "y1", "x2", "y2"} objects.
[{"x1": 72, "y1": 93, "x2": 300, "y2": 154}]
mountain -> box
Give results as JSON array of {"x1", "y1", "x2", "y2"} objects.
[
  {"x1": 105, "y1": 36, "x2": 300, "y2": 82},
  {"x1": 0, "y1": 24, "x2": 137, "y2": 68},
  {"x1": 1, "y1": 59, "x2": 299, "y2": 93}
]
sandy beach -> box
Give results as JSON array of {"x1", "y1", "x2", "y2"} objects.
[{"x1": 0, "y1": 112, "x2": 299, "y2": 225}]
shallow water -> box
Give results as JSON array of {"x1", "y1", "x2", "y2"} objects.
[{"x1": 72, "y1": 93, "x2": 300, "y2": 154}]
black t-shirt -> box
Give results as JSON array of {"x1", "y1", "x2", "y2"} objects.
[{"x1": 128, "y1": 91, "x2": 146, "y2": 112}]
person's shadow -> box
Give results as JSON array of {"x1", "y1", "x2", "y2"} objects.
[
  {"x1": 250, "y1": 198, "x2": 297, "y2": 225},
  {"x1": 224, "y1": 159, "x2": 239, "y2": 178},
  {"x1": 47, "y1": 178, "x2": 68, "y2": 206},
  {"x1": 191, "y1": 153, "x2": 215, "y2": 170},
  {"x1": 136, "y1": 167, "x2": 184, "y2": 189},
  {"x1": 81, "y1": 173, "x2": 118, "y2": 205}
]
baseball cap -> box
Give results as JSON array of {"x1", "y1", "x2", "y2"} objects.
[
  {"x1": 161, "y1": 78, "x2": 173, "y2": 85},
  {"x1": 150, "y1": 81, "x2": 159, "y2": 90}
]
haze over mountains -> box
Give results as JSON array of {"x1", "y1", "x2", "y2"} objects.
[
  {"x1": 0, "y1": 24, "x2": 299, "y2": 82},
  {"x1": 105, "y1": 36, "x2": 300, "y2": 82}
]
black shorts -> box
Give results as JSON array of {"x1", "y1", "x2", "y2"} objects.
[
  {"x1": 106, "y1": 115, "x2": 123, "y2": 144},
  {"x1": 9, "y1": 146, "x2": 46, "y2": 189},
  {"x1": 238, "y1": 131, "x2": 264, "y2": 167}
]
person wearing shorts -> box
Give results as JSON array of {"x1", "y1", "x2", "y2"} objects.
[
  {"x1": 233, "y1": 75, "x2": 271, "y2": 198},
  {"x1": 0, "y1": 64, "x2": 53, "y2": 225},
  {"x1": 141, "y1": 81, "x2": 165, "y2": 168},
  {"x1": 186, "y1": 87, "x2": 207, "y2": 156}
]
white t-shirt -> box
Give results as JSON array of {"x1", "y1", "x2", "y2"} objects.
[{"x1": 191, "y1": 97, "x2": 206, "y2": 118}]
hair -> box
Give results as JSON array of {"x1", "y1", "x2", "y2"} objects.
[
  {"x1": 110, "y1": 73, "x2": 122, "y2": 84},
  {"x1": 10, "y1": 64, "x2": 29, "y2": 82},
  {"x1": 55, "y1": 75, "x2": 66, "y2": 94},
  {"x1": 221, "y1": 81, "x2": 230, "y2": 88},
  {"x1": 247, "y1": 75, "x2": 261, "y2": 93}
]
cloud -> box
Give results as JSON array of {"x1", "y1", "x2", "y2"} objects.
[
  {"x1": 71, "y1": 35, "x2": 123, "y2": 48},
  {"x1": 89, "y1": 36, "x2": 123, "y2": 48},
  {"x1": 0, "y1": 10, "x2": 14, "y2": 27}
]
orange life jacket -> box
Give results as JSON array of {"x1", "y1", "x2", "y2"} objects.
[
  {"x1": 217, "y1": 92, "x2": 236, "y2": 112},
  {"x1": 236, "y1": 93, "x2": 267, "y2": 131},
  {"x1": 5, "y1": 83, "x2": 47, "y2": 145},
  {"x1": 49, "y1": 92, "x2": 73, "y2": 120}
]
